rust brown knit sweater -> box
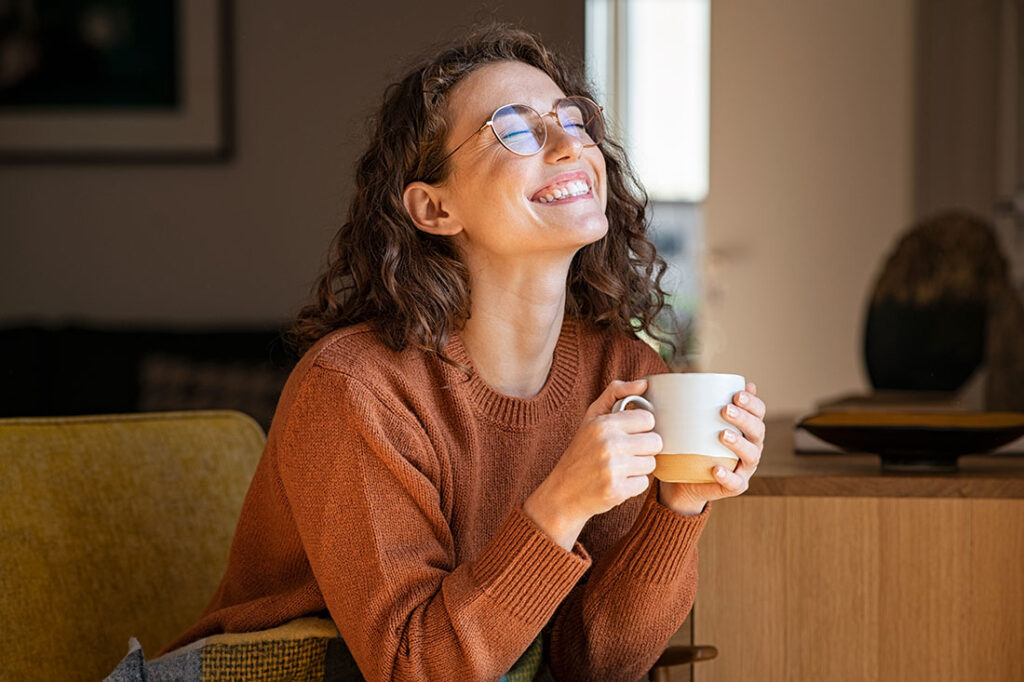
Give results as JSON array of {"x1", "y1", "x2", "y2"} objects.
[{"x1": 164, "y1": 317, "x2": 709, "y2": 681}]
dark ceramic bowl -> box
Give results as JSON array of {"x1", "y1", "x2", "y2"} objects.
[{"x1": 797, "y1": 412, "x2": 1024, "y2": 472}]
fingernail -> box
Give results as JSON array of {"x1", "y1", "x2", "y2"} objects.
[
  {"x1": 738, "y1": 392, "x2": 749, "y2": 405},
  {"x1": 722, "y1": 429, "x2": 737, "y2": 443},
  {"x1": 715, "y1": 466, "x2": 727, "y2": 477},
  {"x1": 726, "y1": 404, "x2": 738, "y2": 418}
]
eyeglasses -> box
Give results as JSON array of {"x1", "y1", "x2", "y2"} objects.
[{"x1": 425, "y1": 96, "x2": 605, "y2": 178}]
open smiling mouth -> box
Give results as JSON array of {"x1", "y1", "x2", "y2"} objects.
[{"x1": 531, "y1": 179, "x2": 593, "y2": 204}]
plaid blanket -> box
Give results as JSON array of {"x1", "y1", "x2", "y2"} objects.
[{"x1": 103, "y1": 617, "x2": 544, "y2": 681}]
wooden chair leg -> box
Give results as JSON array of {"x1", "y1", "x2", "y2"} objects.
[
  {"x1": 648, "y1": 644, "x2": 718, "y2": 681},
  {"x1": 650, "y1": 667, "x2": 672, "y2": 682}
]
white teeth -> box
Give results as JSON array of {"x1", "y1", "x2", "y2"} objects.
[{"x1": 535, "y1": 179, "x2": 591, "y2": 203}]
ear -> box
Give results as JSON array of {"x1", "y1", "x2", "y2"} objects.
[{"x1": 402, "y1": 182, "x2": 463, "y2": 236}]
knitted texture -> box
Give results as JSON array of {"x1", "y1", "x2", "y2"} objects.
[
  {"x1": 163, "y1": 317, "x2": 709, "y2": 681},
  {"x1": 201, "y1": 640, "x2": 326, "y2": 681},
  {"x1": 107, "y1": 625, "x2": 541, "y2": 681}
]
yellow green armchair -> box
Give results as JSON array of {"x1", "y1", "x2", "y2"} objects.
[
  {"x1": 0, "y1": 411, "x2": 264, "y2": 681},
  {"x1": 0, "y1": 410, "x2": 712, "y2": 681}
]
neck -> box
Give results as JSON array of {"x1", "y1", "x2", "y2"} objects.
[{"x1": 458, "y1": 258, "x2": 572, "y2": 398}]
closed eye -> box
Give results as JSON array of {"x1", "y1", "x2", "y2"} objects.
[{"x1": 500, "y1": 129, "x2": 533, "y2": 141}]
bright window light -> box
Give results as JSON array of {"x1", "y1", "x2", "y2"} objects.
[{"x1": 586, "y1": 0, "x2": 710, "y2": 202}]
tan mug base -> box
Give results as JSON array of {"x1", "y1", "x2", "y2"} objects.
[{"x1": 654, "y1": 453, "x2": 739, "y2": 483}]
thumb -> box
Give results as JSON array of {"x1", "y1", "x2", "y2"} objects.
[{"x1": 586, "y1": 379, "x2": 648, "y2": 419}]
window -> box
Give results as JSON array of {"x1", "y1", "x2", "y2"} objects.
[{"x1": 586, "y1": 0, "x2": 711, "y2": 366}]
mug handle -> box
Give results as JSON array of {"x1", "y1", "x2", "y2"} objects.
[{"x1": 611, "y1": 395, "x2": 655, "y2": 413}]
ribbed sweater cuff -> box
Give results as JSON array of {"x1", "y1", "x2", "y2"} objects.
[
  {"x1": 470, "y1": 507, "x2": 591, "y2": 625},
  {"x1": 617, "y1": 493, "x2": 710, "y2": 584}
]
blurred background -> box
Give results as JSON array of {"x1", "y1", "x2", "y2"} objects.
[{"x1": 1, "y1": 0, "x2": 1022, "y2": 424}]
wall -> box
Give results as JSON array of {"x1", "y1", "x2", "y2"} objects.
[
  {"x1": 2, "y1": 0, "x2": 929, "y2": 418},
  {"x1": 914, "y1": 0, "x2": 999, "y2": 220},
  {"x1": 0, "y1": 0, "x2": 585, "y2": 325},
  {"x1": 915, "y1": 0, "x2": 1024, "y2": 289},
  {"x1": 701, "y1": 0, "x2": 916, "y2": 415}
]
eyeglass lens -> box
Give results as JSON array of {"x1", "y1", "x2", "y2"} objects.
[{"x1": 491, "y1": 97, "x2": 604, "y2": 156}]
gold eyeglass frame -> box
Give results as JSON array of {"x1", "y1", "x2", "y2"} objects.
[{"x1": 424, "y1": 96, "x2": 605, "y2": 179}]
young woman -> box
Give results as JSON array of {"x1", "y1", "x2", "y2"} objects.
[{"x1": 165, "y1": 24, "x2": 766, "y2": 681}]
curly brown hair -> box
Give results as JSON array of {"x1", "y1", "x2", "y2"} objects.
[{"x1": 290, "y1": 23, "x2": 673, "y2": 361}]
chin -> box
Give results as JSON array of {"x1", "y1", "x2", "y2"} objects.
[
  {"x1": 575, "y1": 213, "x2": 610, "y2": 245},
  {"x1": 524, "y1": 206, "x2": 610, "y2": 251}
]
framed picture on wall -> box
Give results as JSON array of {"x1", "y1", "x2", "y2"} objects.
[{"x1": 0, "y1": 0, "x2": 232, "y2": 162}]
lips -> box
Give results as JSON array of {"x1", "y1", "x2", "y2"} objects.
[{"x1": 529, "y1": 170, "x2": 593, "y2": 203}]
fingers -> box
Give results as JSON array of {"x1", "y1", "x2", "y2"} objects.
[
  {"x1": 586, "y1": 379, "x2": 648, "y2": 419},
  {"x1": 720, "y1": 427, "x2": 760, "y2": 472},
  {"x1": 723, "y1": 401, "x2": 765, "y2": 446},
  {"x1": 628, "y1": 455, "x2": 658, "y2": 477},
  {"x1": 734, "y1": 386, "x2": 767, "y2": 421},
  {"x1": 602, "y1": 407, "x2": 657, "y2": 434},
  {"x1": 723, "y1": 385, "x2": 766, "y2": 482},
  {"x1": 628, "y1": 431, "x2": 663, "y2": 456},
  {"x1": 712, "y1": 463, "x2": 749, "y2": 494},
  {"x1": 670, "y1": 464, "x2": 748, "y2": 500},
  {"x1": 622, "y1": 474, "x2": 652, "y2": 499},
  {"x1": 605, "y1": 426, "x2": 662, "y2": 467}
]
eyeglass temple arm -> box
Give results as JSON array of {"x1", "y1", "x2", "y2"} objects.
[{"x1": 423, "y1": 121, "x2": 493, "y2": 179}]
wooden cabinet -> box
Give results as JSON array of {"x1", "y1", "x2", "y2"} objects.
[
  {"x1": 692, "y1": 496, "x2": 1023, "y2": 681},
  {"x1": 667, "y1": 420, "x2": 1024, "y2": 682}
]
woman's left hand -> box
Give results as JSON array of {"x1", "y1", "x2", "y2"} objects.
[{"x1": 658, "y1": 382, "x2": 767, "y2": 516}]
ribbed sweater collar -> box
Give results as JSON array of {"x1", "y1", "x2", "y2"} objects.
[{"x1": 445, "y1": 316, "x2": 580, "y2": 428}]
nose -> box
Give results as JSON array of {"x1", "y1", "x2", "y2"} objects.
[{"x1": 541, "y1": 113, "x2": 584, "y2": 162}]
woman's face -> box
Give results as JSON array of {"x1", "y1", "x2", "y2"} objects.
[{"x1": 439, "y1": 61, "x2": 609, "y2": 263}]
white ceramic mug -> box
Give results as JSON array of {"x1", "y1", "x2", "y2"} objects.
[{"x1": 612, "y1": 372, "x2": 746, "y2": 483}]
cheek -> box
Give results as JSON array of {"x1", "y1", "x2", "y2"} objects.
[
  {"x1": 470, "y1": 156, "x2": 529, "y2": 199},
  {"x1": 588, "y1": 150, "x2": 609, "y2": 209}
]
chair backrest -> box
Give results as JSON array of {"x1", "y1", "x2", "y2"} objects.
[{"x1": 0, "y1": 411, "x2": 265, "y2": 681}]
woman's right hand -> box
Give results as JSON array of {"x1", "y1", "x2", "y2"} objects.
[{"x1": 522, "y1": 379, "x2": 663, "y2": 550}]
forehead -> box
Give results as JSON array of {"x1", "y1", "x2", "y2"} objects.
[{"x1": 448, "y1": 61, "x2": 566, "y2": 129}]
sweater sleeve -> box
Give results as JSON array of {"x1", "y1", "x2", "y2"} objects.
[
  {"x1": 547, "y1": 492, "x2": 709, "y2": 680},
  {"x1": 275, "y1": 364, "x2": 591, "y2": 682},
  {"x1": 546, "y1": 339, "x2": 710, "y2": 681}
]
